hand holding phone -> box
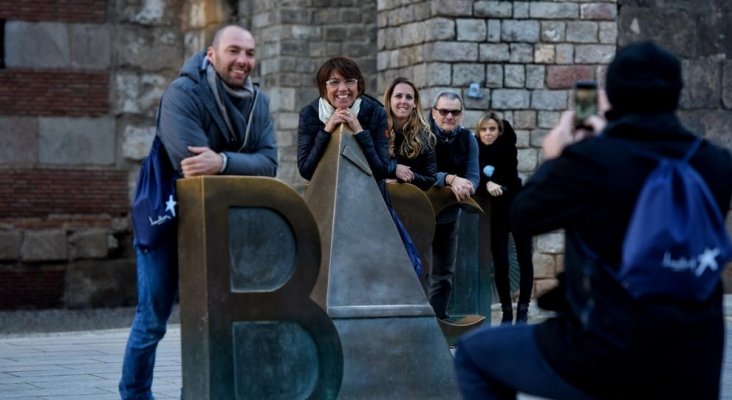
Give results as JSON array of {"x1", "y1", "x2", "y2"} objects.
[{"x1": 574, "y1": 80, "x2": 598, "y2": 129}]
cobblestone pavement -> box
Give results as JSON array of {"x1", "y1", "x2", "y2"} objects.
[{"x1": 0, "y1": 300, "x2": 730, "y2": 399}]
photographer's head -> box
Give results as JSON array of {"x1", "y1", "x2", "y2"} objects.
[{"x1": 605, "y1": 41, "x2": 682, "y2": 117}]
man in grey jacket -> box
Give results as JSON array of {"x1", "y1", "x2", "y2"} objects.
[{"x1": 120, "y1": 25, "x2": 277, "y2": 400}]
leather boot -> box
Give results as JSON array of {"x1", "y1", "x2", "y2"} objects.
[
  {"x1": 516, "y1": 303, "x2": 529, "y2": 324},
  {"x1": 500, "y1": 304, "x2": 513, "y2": 325}
]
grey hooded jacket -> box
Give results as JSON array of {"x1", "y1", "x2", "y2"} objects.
[{"x1": 156, "y1": 50, "x2": 277, "y2": 177}]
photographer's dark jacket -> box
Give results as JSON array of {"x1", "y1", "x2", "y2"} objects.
[
  {"x1": 511, "y1": 112, "x2": 732, "y2": 399},
  {"x1": 157, "y1": 50, "x2": 277, "y2": 177}
]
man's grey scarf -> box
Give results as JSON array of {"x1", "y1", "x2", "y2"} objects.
[{"x1": 206, "y1": 62, "x2": 255, "y2": 149}]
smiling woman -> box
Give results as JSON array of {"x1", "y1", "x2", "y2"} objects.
[{"x1": 296, "y1": 56, "x2": 389, "y2": 185}]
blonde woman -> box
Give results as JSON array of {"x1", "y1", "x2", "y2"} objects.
[{"x1": 383, "y1": 77, "x2": 436, "y2": 189}]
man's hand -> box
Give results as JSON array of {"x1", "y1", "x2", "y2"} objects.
[
  {"x1": 543, "y1": 89, "x2": 609, "y2": 160},
  {"x1": 181, "y1": 146, "x2": 224, "y2": 177},
  {"x1": 450, "y1": 175, "x2": 474, "y2": 201}
]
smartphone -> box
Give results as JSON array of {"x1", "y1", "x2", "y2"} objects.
[{"x1": 574, "y1": 80, "x2": 598, "y2": 129}]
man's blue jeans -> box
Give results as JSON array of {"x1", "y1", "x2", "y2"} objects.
[
  {"x1": 454, "y1": 323, "x2": 592, "y2": 400},
  {"x1": 119, "y1": 240, "x2": 178, "y2": 400}
]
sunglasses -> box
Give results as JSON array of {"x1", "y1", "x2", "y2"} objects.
[{"x1": 434, "y1": 108, "x2": 462, "y2": 117}]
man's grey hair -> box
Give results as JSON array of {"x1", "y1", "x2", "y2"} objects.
[{"x1": 432, "y1": 91, "x2": 464, "y2": 109}]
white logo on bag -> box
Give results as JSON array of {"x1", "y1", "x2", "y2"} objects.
[
  {"x1": 662, "y1": 247, "x2": 720, "y2": 276},
  {"x1": 149, "y1": 195, "x2": 177, "y2": 226}
]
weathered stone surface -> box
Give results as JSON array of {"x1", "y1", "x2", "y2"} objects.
[
  {"x1": 485, "y1": 64, "x2": 504, "y2": 88},
  {"x1": 532, "y1": 253, "x2": 556, "y2": 279},
  {"x1": 69, "y1": 229, "x2": 110, "y2": 260},
  {"x1": 5, "y1": 21, "x2": 69, "y2": 68},
  {"x1": 426, "y1": 42, "x2": 478, "y2": 62},
  {"x1": 566, "y1": 21, "x2": 598, "y2": 43},
  {"x1": 574, "y1": 44, "x2": 615, "y2": 64},
  {"x1": 530, "y1": 2, "x2": 578, "y2": 19},
  {"x1": 122, "y1": 125, "x2": 156, "y2": 161},
  {"x1": 526, "y1": 65, "x2": 546, "y2": 89},
  {"x1": 115, "y1": 72, "x2": 170, "y2": 116},
  {"x1": 504, "y1": 64, "x2": 524, "y2": 88},
  {"x1": 513, "y1": 110, "x2": 537, "y2": 130},
  {"x1": 617, "y1": 7, "x2": 695, "y2": 57},
  {"x1": 680, "y1": 58, "x2": 722, "y2": 109},
  {"x1": 475, "y1": 1, "x2": 513, "y2": 18},
  {"x1": 479, "y1": 43, "x2": 510, "y2": 62},
  {"x1": 534, "y1": 44, "x2": 555, "y2": 64},
  {"x1": 21, "y1": 230, "x2": 67, "y2": 262},
  {"x1": 71, "y1": 24, "x2": 111, "y2": 69},
  {"x1": 38, "y1": 117, "x2": 115, "y2": 165},
  {"x1": 457, "y1": 19, "x2": 487, "y2": 42},
  {"x1": 724, "y1": 61, "x2": 732, "y2": 109},
  {"x1": 535, "y1": 231, "x2": 564, "y2": 254},
  {"x1": 63, "y1": 258, "x2": 137, "y2": 308},
  {"x1": 509, "y1": 43, "x2": 534, "y2": 63},
  {"x1": 547, "y1": 65, "x2": 594, "y2": 89},
  {"x1": 0, "y1": 231, "x2": 22, "y2": 260},
  {"x1": 502, "y1": 20, "x2": 540, "y2": 42},
  {"x1": 581, "y1": 3, "x2": 617, "y2": 20},
  {"x1": 453, "y1": 64, "x2": 485, "y2": 86},
  {"x1": 115, "y1": 26, "x2": 183, "y2": 71},
  {"x1": 0, "y1": 117, "x2": 38, "y2": 164},
  {"x1": 535, "y1": 278, "x2": 559, "y2": 297},
  {"x1": 532, "y1": 90, "x2": 568, "y2": 110},
  {"x1": 517, "y1": 148, "x2": 539, "y2": 172},
  {"x1": 491, "y1": 89, "x2": 530, "y2": 109},
  {"x1": 541, "y1": 21, "x2": 566, "y2": 42}
]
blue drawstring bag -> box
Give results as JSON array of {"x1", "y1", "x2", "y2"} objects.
[
  {"x1": 388, "y1": 206, "x2": 423, "y2": 277},
  {"x1": 613, "y1": 138, "x2": 732, "y2": 302},
  {"x1": 131, "y1": 136, "x2": 180, "y2": 249}
]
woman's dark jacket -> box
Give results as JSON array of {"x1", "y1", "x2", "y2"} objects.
[
  {"x1": 476, "y1": 119, "x2": 523, "y2": 230},
  {"x1": 297, "y1": 95, "x2": 388, "y2": 181},
  {"x1": 511, "y1": 112, "x2": 732, "y2": 399},
  {"x1": 387, "y1": 129, "x2": 437, "y2": 190},
  {"x1": 476, "y1": 119, "x2": 522, "y2": 197}
]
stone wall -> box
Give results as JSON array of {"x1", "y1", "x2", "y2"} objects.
[
  {"x1": 378, "y1": 0, "x2": 618, "y2": 297},
  {"x1": 0, "y1": 0, "x2": 730, "y2": 308}
]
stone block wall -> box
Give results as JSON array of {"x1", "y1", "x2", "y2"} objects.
[
  {"x1": 0, "y1": 0, "x2": 730, "y2": 308},
  {"x1": 0, "y1": 0, "x2": 129, "y2": 309},
  {"x1": 249, "y1": 0, "x2": 380, "y2": 192},
  {"x1": 378, "y1": 0, "x2": 618, "y2": 296}
]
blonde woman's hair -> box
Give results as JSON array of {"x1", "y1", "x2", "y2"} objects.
[{"x1": 383, "y1": 77, "x2": 436, "y2": 159}]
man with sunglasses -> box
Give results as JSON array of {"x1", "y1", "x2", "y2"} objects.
[{"x1": 427, "y1": 91, "x2": 479, "y2": 320}]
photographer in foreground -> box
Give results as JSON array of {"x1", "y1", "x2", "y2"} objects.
[{"x1": 453, "y1": 41, "x2": 732, "y2": 399}]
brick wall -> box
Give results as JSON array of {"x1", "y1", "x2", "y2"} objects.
[
  {"x1": 0, "y1": 0, "x2": 106, "y2": 22},
  {"x1": 0, "y1": 168, "x2": 128, "y2": 218},
  {"x1": 0, "y1": 0, "x2": 129, "y2": 309},
  {"x1": 0, "y1": 268, "x2": 65, "y2": 309},
  {"x1": 0, "y1": 70, "x2": 109, "y2": 116}
]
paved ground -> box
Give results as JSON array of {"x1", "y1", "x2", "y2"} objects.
[{"x1": 0, "y1": 300, "x2": 731, "y2": 399}]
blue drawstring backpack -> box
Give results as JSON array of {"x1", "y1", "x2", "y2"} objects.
[
  {"x1": 131, "y1": 136, "x2": 180, "y2": 249},
  {"x1": 388, "y1": 206, "x2": 423, "y2": 277},
  {"x1": 614, "y1": 137, "x2": 732, "y2": 301}
]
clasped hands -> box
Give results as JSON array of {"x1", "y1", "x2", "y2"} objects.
[{"x1": 325, "y1": 109, "x2": 363, "y2": 134}]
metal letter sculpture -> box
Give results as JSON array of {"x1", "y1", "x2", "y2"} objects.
[
  {"x1": 303, "y1": 124, "x2": 461, "y2": 399},
  {"x1": 177, "y1": 177, "x2": 343, "y2": 399}
]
